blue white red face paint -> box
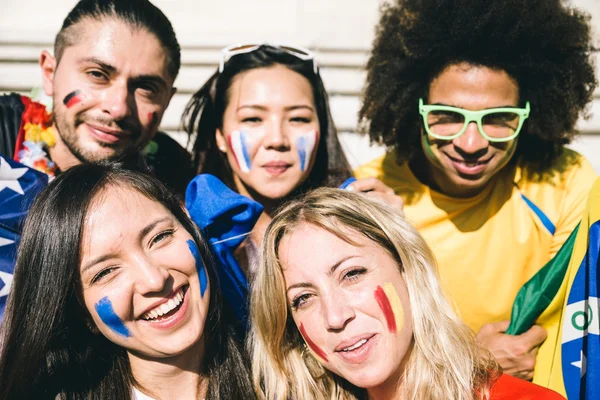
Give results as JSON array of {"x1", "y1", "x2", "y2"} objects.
[
  {"x1": 94, "y1": 296, "x2": 131, "y2": 338},
  {"x1": 228, "y1": 130, "x2": 253, "y2": 173},
  {"x1": 186, "y1": 240, "x2": 208, "y2": 297},
  {"x1": 63, "y1": 90, "x2": 87, "y2": 108},
  {"x1": 295, "y1": 130, "x2": 318, "y2": 172}
]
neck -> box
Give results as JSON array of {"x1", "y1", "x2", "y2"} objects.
[
  {"x1": 47, "y1": 124, "x2": 81, "y2": 171},
  {"x1": 367, "y1": 342, "x2": 412, "y2": 400},
  {"x1": 128, "y1": 341, "x2": 207, "y2": 400}
]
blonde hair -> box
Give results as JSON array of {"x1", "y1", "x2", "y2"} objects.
[{"x1": 249, "y1": 188, "x2": 500, "y2": 400}]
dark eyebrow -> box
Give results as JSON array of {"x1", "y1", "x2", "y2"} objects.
[
  {"x1": 138, "y1": 216, "x2": 174, "y2": 242},
  {"x1": 77, "y1": 57, "x2": 117, "y2": 74},
  {"x1": 237, "y1": 105, "x2": 315, "y2": 112},
  {"x1": 285, "y1": 255, "x2": 359, "y2": 294},
  {"x1": 81, "y1": 216, "x2": 174, "y2": 275},
  {"x1": 78, "y1": 57, "x2": 168, "y2": 89},
  {"x1": 237, "y1": 105, "x2": 267, "y2": 112},
  {"x1": 284, "y1": 105, "x2": 314, "y2": 112},
  {"x1": 432, "y1": 102, "x2": 518, "y2": 110}
]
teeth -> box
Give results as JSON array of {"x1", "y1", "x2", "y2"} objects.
[
  {"x1": 142, "y1": 288, "x2": 184, "y2": 320},
  {"x1": 343, "y1": 339, "x2": 367, "y2": 352}
]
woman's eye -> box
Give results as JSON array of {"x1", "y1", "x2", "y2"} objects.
[
  {"x1": 151, "y1": 229, "x2": 175, "y2": 246},
  {"x1": 91, "y1": 267, "x2": 116, "y2": 284},
  {"x1": 290, "y1": 117, "x2": 311, "y2": 123},
  {"x1": 291, "y1": 293, "x2": 312, "y2": 310},
  {"x1": 344, "y1": 267, "x2": 367, "y2": 282},
  {"x1": 241, "y1": 117, "x2": 262, "y2": 123}
]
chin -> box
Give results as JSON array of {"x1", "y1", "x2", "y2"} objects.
[{"x1": 341, "y1": 368, "x2": 391, "y2": 390}]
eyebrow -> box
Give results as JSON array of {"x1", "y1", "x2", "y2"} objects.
[
  {"x1": 285, "y1": 255, "x2": 359, "y2": 294},
  {"x1": 81, "y1": 216, "x2": 174, "y2": 275},
  {"x1": 432, "y1": 102, "x2": 519, "y2": 109},
  {"x1": 77, "y1": 57, "x2": 169, "y2": 89},
  {"x1": 236, "y1": 104, "x2": 315, "y2": 112}
]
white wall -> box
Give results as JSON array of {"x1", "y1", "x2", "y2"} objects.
[{"x1": 1, "y1": 0, "x2": 599, "y2": 170}]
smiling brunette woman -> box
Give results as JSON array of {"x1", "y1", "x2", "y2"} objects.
[
  {"x1": 249, "y1": 188, "x2": 564, "y2": 399},
  {"x1": 0, "y1": 164, "x2": 254, "y2": 399}
]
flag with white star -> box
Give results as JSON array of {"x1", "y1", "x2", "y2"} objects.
[
  {"x1": 559, "y1": 182, "x2": 600, "y2": 400},
  {"x1": 0, "y1": 155, "x2": 48, "y2": 319}
]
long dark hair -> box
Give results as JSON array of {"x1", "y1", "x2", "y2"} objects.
[
  {"x1": 0, "y1": 164, "x2": 254, "y2": 399},
  {"x1": 182, "y1": 44, "x2": 352, "y2": 192}
]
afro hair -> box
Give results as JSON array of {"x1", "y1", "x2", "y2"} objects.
[{"x1": 360, "y1": 0, "x2": 597, "y2": 172}]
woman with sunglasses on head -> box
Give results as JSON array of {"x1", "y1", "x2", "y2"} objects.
[
  {"x1": 354, "y1": 0, "x2": 597, "y2": 387},
  {"x1": 250, "y1": 188, "x2": 565, "y2": 399},
  {"x1": 0, "y1": 164, "x2": 255, "y2": 399},
  {"x1": 182, "y1": 44, "x2": 402, "y2": 267}
]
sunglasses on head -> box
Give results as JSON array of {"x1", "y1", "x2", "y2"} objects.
[{"x1": 218, "y1": 43, "x2": 318, "y2": 74}]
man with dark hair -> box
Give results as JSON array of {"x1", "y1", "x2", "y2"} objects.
[
  {"x1": 355, "y1": 0, "x2": 597, "y2": 390},
  {"x1": 0, "y1": 0, "x2": 193, "y2": 194},
  {"x1": 0, "y1": 0, "x2": 194, "y2": 319}
]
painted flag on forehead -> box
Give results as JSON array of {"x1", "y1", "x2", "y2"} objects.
[
  {"x1": 0, "y1": 155, "x2": 48, "y2": 320},
  {"x1": 507, "y1": 177, "x2": 600, "y2": 398}
]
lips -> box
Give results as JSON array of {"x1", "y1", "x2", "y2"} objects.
[
  {"x1": 139, "y1": 285, "x2": 188, "y2": 321},
  {"x1": 86, "y1": 123, "x2": 129, "y2": 145},
  {"x1": 334, "y1": 334, "x2": 378, "y2": 364},
  {"x1": 263, "y1": 161, "x2": 291, "y2": 175},
  {"x1": 335, "y1": 333, "x2": 376, "y2": 353},
  {"x1": 445, "y1": 153, "x2": 492, "y2": 176}
]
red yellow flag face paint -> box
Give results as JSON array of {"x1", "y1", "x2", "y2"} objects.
[
  {"x1": 374, "y1": 283, "x2": 404, "y2": 334},
  {"x1": 299, "y1": 322, "x2": 328, "y2": 362}
]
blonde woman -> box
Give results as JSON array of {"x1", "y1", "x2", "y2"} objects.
[{"x1": 249, "y1": 188, "x2": 564, "y2": 399}]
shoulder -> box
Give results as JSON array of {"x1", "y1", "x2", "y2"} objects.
[
  {"x1": 354, "y1": 151, "x2": 408, "y2": 180},
  {"x1": 489, "y1": 374, "x2": 565, "y2": 400},
  {"x1": 145, "y1": 132, "x2": 195, "y2": 197},
  {"x1": 520, "y1": 148, "x2": 596, "y2": 187}
]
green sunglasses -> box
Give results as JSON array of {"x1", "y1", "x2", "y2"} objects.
[{"x1": 418, "y1": 98, "x2": 530, "y2": 142}]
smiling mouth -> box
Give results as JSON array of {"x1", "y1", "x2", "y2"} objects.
[
  {"x1": 141, "y1": 286, "x2": 188, "y2": 321},
  {"x1": 336, "y1": 334, "x2": 375, "y2": 353},
  {"x1": 445, "y1": 154, "x2": 491, "y2": 167}
]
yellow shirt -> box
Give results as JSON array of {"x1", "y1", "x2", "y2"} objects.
[{"x1": 355, "y1": 149, "x2": 596, "y2": 333}]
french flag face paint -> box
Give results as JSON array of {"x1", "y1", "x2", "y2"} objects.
[
  {"x1": 228, "y1": 130, "x2": 253, "y2": 173},
  {"x1": 63, "y1": 90, "x2": 86, "y2": 108},
  {"x1": 299, "y1": 322, "x2": 328, "y2": 362},
  {"x1": 94, "y1": 296, "x2": 131, "y2": 338},
  {"x1": 374, "y1": 283, "x2": 405, "y2": 334},
  {"x1": 295, "y1": 130, "x2": 318, "y2": 172},
  {"x1": 187, "y1": 240, "x2": 208, "y2": 297}
]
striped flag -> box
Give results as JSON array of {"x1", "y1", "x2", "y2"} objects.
[{"x1": 508, "y1": 178, "x2": 600, "y2": 398}]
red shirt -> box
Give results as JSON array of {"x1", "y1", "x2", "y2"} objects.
[{"x1": 490, "y1": 374, "x2": 565, "y2": 399}]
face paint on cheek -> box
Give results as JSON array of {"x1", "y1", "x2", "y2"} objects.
[
  {"x1": 94, "y1": 296, "x2": 131, "y2": 338},
  {"x1": 147, "y1": 112, "x2": 158, "y2": 128},
  {"x1": 227, "y1": 130, "x2": 253, "y2": 173},
  {"x1": 295, "y1": 130, "x2": 318, "y2": 172},
  {"x1": 374, "y1": 283, "x2": 405, "y2": 334},
  {"x1": 299, "y1": 322, "x2": 329, "y2": 362},
  {"x1": 63, "y1": 90, "x2": 87, "y2": 108},
  {"x1": 186, "y1": 240, "x2": 208, "y2": 297}
]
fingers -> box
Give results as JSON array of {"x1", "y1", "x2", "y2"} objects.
[
  {"x1": 365, "y1": 191, "x2": 405, "y2": 212},
  {"x1": 518, "y1": 324, "x2": 547, "y2": 352},
  {"x1": 347, "y1": 177, "x2": 395, "y2": 195}
]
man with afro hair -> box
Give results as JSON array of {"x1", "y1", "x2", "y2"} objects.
[{"x1": 355, "y1": 0, "x2": 598, "y2": 388}]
